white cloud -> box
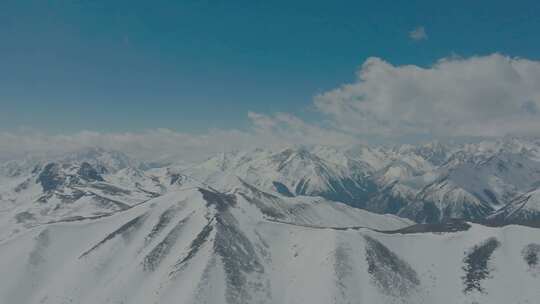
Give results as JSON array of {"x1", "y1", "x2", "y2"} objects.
[
  {"x1": 3, "y1": 54, "x2": 540, "y2": 162},
  {"x1": 409, "y1": 26, "x2": 427, "y2": 41},
  {"x1": 315, "y1": 54, "x2": 540, "y2": 138},
  {"x1": 248, "y1": 111, "x2": 356, "y2": 146},
  {"x1": 0, "y1": 129, "x2": 247, "y2": 162},
  {"x1": 0, "y1": 113, "x2": 355, "y2": 162}
]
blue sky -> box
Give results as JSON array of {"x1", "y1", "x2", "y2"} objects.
[{"x1": 1, "y1": 0, "x2": 540, "y2": 134}]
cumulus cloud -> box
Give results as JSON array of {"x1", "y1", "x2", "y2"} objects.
[
  {"x1": 315, "y1": 53, "x2": 540, "y2": 138},
  {"x1": 409, "y1": 26, "x2": 427, "y2": 41}
]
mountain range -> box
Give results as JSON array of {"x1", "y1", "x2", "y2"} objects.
[{"x1": 1, "y1": 138, "x2": 539, "y2": 303}]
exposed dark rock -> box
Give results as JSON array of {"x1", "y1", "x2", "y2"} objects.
[
  {"x1": 45, "y1": 213, "x2": 111, "y2": 224},
  {"x1": 294, "y1": 178, "x2": 308, "y2": 196},
  {"x1": 144, "y1": 205, "x2": 183, "y2": 245},
  {"x1": 196, "y1": 187, "x2": 267, "y2": 303},
  {"x1": 443, "y1": 200, "x2": 494, "y2": 221},
  {"x1": 31, "y1": 165, "x2": 41, "y2": 174},
  {"x1": 143, "y1": 216, "x2": 191, "y2": 272},
  {"x1": 364, "y1": 182, "x2": 410, "y2": 215},
  {"x1": 488, "y1": 193, "x2": 540, "y2": 224},
  {"x1": 57, "y1": 189, "x2": 85, "y2": 204},
  {"x1": 238, "y1": 178, "x2": 280, "y2": 200},
  {"x1": 297, "y1": 177, "x2": 377, "y2": 209},
  {"x1": 333, "y1": 244, "x2": 353, "y2": 299},
  {"x1": 90, "y1": 193, "x2": 131, "y2": 210},
  {"x1": 172, "y1": 218, "x2": 214, "y2": 271},
  {"x1": 199, "y1": 188, "x2": 236, "y2": 212},
  {"x1": 89, "y1": 183, "x2": 131, "y2": 196},
  {"x1": 169, "y1": 173, "x2": 185, "y2": 185},
  {"x1": 364, "y1": 235, "x2": 420, "y2": 298},
  {"x1": 382, "y1": 219, "x2": 471, "y2": 234},
  {"x1": 14, "y1": 179, "x2": 31, "y2": 193},
  {"x1": 77, "y1": 162, "x2": 104, "y2": 182},
  {"x1": 238, "y1": 193, "x2": 285, "y2": 220},
  {"x1": 135, "y1": 184, "x2": 161, "y2": 198},
  {"x1": 522, "y1": 243, "x2": 540, "y2": 274},
  {"x1": 79, "y1": 214, "x2": 146, "y2": 258},
  {"x1": 398, "y1": 201, "x2": 441, "y2": 223},
  {"x1": 214, "y1": 212, "x2": 266, "y2": 304},
  {"x1": 235, "y1": 180, "x2": 287, "y2": 219},
  {"x1": 37, "y1": 163, "x2": 64, "y2": 192},
  {"x1": 272, "y1": 181, "x2": 294, "y2": 197},
  {"x1": 462, "y1": 237, "x2": 500, "y2": 294},
  {"x1": 482, "y1": 189, "x2": 499, "y2": 205}
]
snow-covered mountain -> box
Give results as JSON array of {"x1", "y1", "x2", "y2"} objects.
[
  {"x1": 172, "y1": 138, "x2": 540, "y2": 224},
  {"x1": 399, "y1": 176, "x2": 495, "y2": 223},
  {"x1": 1, "y1": 139, "x2": 540, "y2": 303},
  {"x1": 489, "y1": 187, "x2": 540, "y2": 223},
  {"x1": 182, "y1": 147, "x2": 377, "y2": 208},
  {"x1": 57, "y1": 146, "x2": 144, "y2": 173},
  {"x1": 0, "y1": 146, "x2": 145, "y2": 180},
  {"x1": 4, "y1": 139, "x2": 540, "y2": 230},
  {"x1": 396, "y1": 150, "x2": 540, "y2": 222},
  {"x1": 0, "y1": 161, "x2": 159, "y2": 242}
]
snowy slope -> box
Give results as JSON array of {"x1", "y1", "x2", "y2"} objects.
[{"x1": 0, "y1": 185, "x2": 538, "y2": 304}]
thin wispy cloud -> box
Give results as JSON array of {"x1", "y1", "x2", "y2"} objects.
[
  {"x1": 409, "y1": 26, "x2": 427, "y2": 41},
  {"x1": 0, "y1": 113, "x2": 355, "y2": 162}
]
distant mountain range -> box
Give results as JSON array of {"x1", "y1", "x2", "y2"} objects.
[{"x1": 177, "y1": 137, "x2": 540, "y2": 224}]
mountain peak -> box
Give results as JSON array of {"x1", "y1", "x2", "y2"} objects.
[{"x1": 58, "y1": 146, "x2": 140, "y2": 173}]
